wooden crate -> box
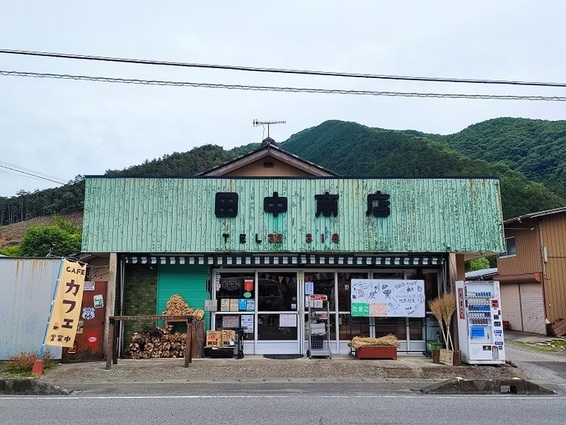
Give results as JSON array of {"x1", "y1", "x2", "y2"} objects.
[
  {"x1": 433, "y1": 348, "x2": 461, "y2": 366},
  {"x1": 550, "y1": 318, "x2": 566, "y2": 337}
]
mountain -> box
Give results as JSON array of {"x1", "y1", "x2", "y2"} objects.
[
  {"x1": 1, "y1": 119, "x2": 565, "y2": 235},
  {"x1": 408, "y1": 117, "x2": 566, "y2": 199},
  {"x1": 280, "y1": 120, "x2": 565, "y2": 219}
]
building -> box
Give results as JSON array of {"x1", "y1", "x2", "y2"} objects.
[
  {"x1": 497, "y1": 207, "x2": 566, "y2": 335},
  {"x1": 81, "y1": 139, "x2": 505, "y2": 356}
]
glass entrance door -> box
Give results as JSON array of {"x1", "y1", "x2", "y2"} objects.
[{"x1": 256, "y1": 271, "x2": 299, "y2": 354}]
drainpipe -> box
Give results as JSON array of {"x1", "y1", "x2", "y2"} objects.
[{"x1": 537, "y1": 221, "x2": 550, "y2": 330}]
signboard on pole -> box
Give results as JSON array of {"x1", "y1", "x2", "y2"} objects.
[{"x1": 45, "y1": 259, "x2": 87, "y2": 347}]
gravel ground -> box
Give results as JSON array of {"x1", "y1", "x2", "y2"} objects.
[
  {"x1": 505, "y1": 339, "x2": 566, "y2": 384},
  {"x1": 35, "y1": 331, "x2": 563, "y2": 390},
  {"x1": 40, "y1": 353, "x2": 526, "y2": 389}
]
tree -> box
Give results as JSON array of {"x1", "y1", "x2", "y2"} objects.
[
  {"x1": 18, "y1": 217, "x2": 81, "y2": 257},
  {"x1": 465, "y1": 257, "x2": 491, "y2": 272}
]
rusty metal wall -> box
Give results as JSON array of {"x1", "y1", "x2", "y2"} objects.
[
  {"x1": 0, "y1": 258, "x2": 63, "y2": 360},
  {"x1": 82, "y1": 177, "x2": 504, "y2": 255}
]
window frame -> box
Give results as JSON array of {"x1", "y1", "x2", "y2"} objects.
[{"x1": 501, "y1": 236, "x2": 517, "y2": 258}]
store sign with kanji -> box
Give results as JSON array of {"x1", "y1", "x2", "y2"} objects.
[
  {"x1": 214, "y1": 190, "x2": 391, "y2": 245},
  {"x1": 214, "y1": 190, "x2": 391, "y2": 219},
  {"x1": 45, "y1": 259, "x2": 87, "y2": 347}
]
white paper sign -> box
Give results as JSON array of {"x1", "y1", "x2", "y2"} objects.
[
  {"x1": 241, "y1": 315, "x2": 254, "y2": 333},
  {"x1": 279, "y1": 314, "x2": 297, "y2": 327}
]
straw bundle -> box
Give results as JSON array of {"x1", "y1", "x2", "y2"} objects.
[
  {"x1": 428, "y1": 297, "x2": 447, "y2": 348},
  {"x1": 428, "y1": 292, "x2": 456, "y2": 351},
  {"x1": 349, "y1": 335, "x2": 400, "y2": 349}
]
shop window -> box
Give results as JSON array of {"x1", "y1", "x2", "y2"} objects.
[
  {"x1": 424, "y1": 272, "x2": 440, "y2": 309},
  {"x1": 257, "y1": 314, "x2": 298, "y2": 340},
  {"x1": 337, "y1": 272, "x2": 368, "y2": 311},
  {"x1": 338, "y1": 314, "x2": 370, "y2": 340},
  {"x1": 215, "y1": 273, "x2": 255, "y2": 313},
  {"x1": 257, "y1": 272, "x2": 297, "y2": 312},
  {"x1": 374, "y1": 317, "x2": 406, "y2": 339},
  {"x1": 304, "y1": 272, "x2": 335, "y2": 310},
  {"x1": 214, "y1": 314, "x2": 255, "y2": 339},
  {"x1": 409, "y1": 318, "x2": 424, "y2": 340}
]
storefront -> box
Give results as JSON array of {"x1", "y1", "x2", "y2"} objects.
[
  {"x1": 210, "y1": 266, "x2": 443, "y2": 355},
  {"x1": 83, "y1": 146, "x2": 504, "y2": 358},
  {"x1": 122, "y1": 253, "x2": 444, "y2": 355}
]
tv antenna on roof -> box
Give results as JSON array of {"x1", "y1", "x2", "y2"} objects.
[{"x1": 253, "y1": 119, "x2": 286, "y2": 139}]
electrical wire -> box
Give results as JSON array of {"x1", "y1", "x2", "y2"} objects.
[
  {"x1": 0, "y1": 161, "x2": 67, "y2": 185},
  {"x1": 2, "y1": 70, "x2": 565, "y2": 101},
  {"x1": 1, "y1": 48, "x2": 566, "y2": 89}
]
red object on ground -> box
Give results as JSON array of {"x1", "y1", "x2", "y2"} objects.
[
  {"x1": 31, "y1": 359, "x2": 44, "y2": 376},
  {"x1": 355, "y1": 346, "x2": 398, "y2": 360}
]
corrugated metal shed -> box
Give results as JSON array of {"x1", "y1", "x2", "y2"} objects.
[
  {"x1": 82, "y1": 177, "x2": 504, "y2": 254},
  {"x1": 0, "y1": 258, "x2": 63, "y2": 360}
]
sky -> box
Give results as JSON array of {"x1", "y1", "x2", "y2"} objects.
[{"x1": 1, "y1": 1, "x2": 566, "y2": 197}]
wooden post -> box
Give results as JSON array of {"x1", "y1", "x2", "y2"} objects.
[
  {"x1": 448, "y1": 253, "x2": 465, "y2": 352},
  {"x1": 190, "y1": 319, "x2": 195, "y2": 363},
  {"x1": 104, "y1": 253, "x2": 118, "y2": 364},
  {"x1": 184, "y1": 318, "x2": 192, "y2": 367},
  {"x1": 106, "y1": 318, "x2": 114, "y2": 370},
  {"x1": 112, "y1": 323, "x2": 118, "y2": 365},
  {"x1": 193, "y1": 320, "x2": 205, "y2": 358}
]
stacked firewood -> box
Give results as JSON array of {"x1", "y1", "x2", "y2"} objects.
[
  {"x1": 124, "y1": 295, "x2": 208, "y2": 359},
  {"x1": 124, "y1": 325, "x2": 188, "y2": 359},
  {"x1": 162, "y1": 294, "x2": 205, "y2": 320}
]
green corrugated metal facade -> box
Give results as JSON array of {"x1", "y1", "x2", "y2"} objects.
[
  {"x1": 157, "y1": 264, "x2": 210, "y2": 329},
  {"x1": 82, "y1": 177, "x2": 504, "y2": 254}
]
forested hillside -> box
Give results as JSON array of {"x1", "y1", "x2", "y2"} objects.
[
  {"x1": 413, "y1": 117, "x2": 566, "y2": 199},
  {"x1": 281, "y1": 120, "x2": 565, "y2": 219},
  {"x1": 1, "y1": 118, "x2": 565, "y2": 229},
  {"x1": 0, "y1": 145, "x2": 244, "y2": 226}
]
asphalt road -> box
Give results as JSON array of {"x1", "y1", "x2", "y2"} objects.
[
  {"x1": 3, "y1": 333, "x2": 564, "y2": 424},
  {"x1": 1, "y1": 391, "x2": 565, "y2": 425}
]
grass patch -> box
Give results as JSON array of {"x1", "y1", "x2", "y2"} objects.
[
  {"x1": 0, "y1": 351, "x2": 57, "y2": 378},
  {"x1": 506, "y1": 339, "x2": 566, "y2": 352}
]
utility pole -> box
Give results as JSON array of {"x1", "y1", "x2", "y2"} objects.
[{"x1": 253, "y1": 119, "x2": 286, "y2": 139}]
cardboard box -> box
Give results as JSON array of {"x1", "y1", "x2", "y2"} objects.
[
  {"x1": 221, "y1": 330, "x2": 236, "y2": 347},
  {"x1": 206, "y1": 330, "x2": 222, "y2": 347}
]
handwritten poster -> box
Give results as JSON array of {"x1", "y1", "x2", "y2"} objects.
[{"x1": 351, "y1": 279, "x2": 425, "y2": 318}]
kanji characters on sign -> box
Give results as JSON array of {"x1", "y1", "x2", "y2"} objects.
[{"x1": 45, "y1": 259, "x2": 87, "y2": 347}]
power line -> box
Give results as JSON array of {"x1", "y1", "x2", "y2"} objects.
[
  {"x1": 2, "y1": 69, "x2": 566, "y2": 101},
  {"x1": 0, "y1": 161, "x2": 67, "y2": 185},
  {"x1": 1, "y1": 48, "x2": 566, "y2": 89}
]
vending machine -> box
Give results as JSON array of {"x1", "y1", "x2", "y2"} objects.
[{"x1": 455, "y1": 280, "x2": 506, "y2": 365}]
